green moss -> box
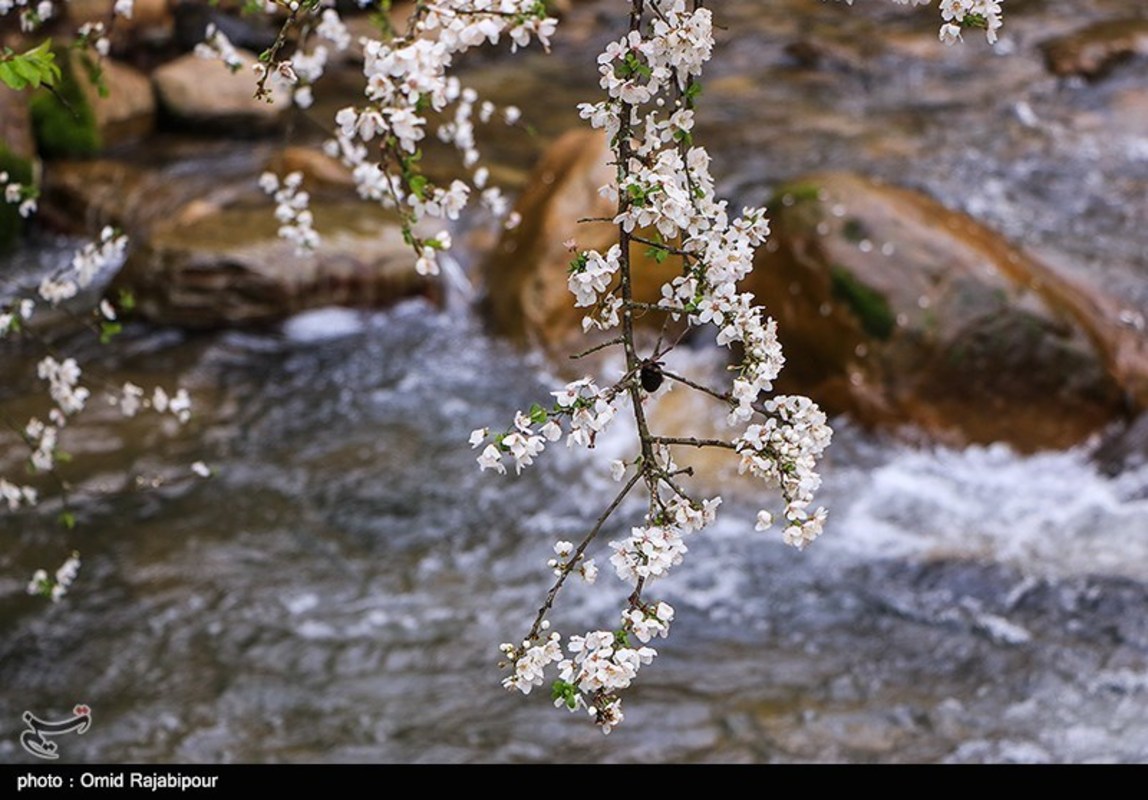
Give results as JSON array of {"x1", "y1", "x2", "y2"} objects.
[
  {"x1": 830, "y1": 265, "x2": 895, "y2": 340},
  {"x1": 29, "y1": 49, "x2": 100, "y2": 159},
  {"x1": 0, "y1": 146, "x2": 34, "y2": 251},
  {"x1": 842, "y1": 217, "x2": 869, "y2": 243},
  {"x1": 769, "y1": 181, "x2": 822, "y2": 208}
]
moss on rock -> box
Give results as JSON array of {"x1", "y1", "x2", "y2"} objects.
[
  {"x1": 29, "y1": 48, "x2": 101, "y2": 159},
  {"x1": 829, "y1": 264, "x2": 894, "y2": 340}
]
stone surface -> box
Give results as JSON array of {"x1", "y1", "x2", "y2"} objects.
[
  {"x1": 0, "y1": 85, "x2": 36, "y2": 162},
  {"x1": 1039, "y1": 19, "x2": 1148, "y2": 79},
  {"x1": 152, "y1": 48, "x2": 288, "y2": 131},
  {"x1": 73, "y1": 53, "x2": 157, "y2": 147},
  {"x1": 40, "y1": 154, "x2": 431, "y2": 327},
  {"x1": 116, "y1": 201, "x2": 432, "y2": 327},
  {"x1": 480, "y1": 129, "x2": 683, "y2": 351},
  {"x1": 750, "y1": 172, "x2": 1144, "y2": 451}
]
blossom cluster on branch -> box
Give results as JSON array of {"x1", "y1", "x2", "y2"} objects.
[{"x1": 467, "y1": 0, "x2": 838, "y2": 732}]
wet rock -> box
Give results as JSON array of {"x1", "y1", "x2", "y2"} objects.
[
  {"x1": 115, "y1": 201, "x2": 432, "y2": 327},
  {"x1": 0, "y1": 89, "x2": 36, "y2": 249},
  {"x1": 39, "y1": 153, "x2": 430, "y2": 326},
  {"x1": 172, "y1": 0, "x2": 279, "y2": 54},
  {"x1": 0, "y1": 85, "x2": 36, "y2": 162},
  {"x1": 72, "y1": 53, "x2": 157, "y2": 147},
  {"x1": 480, "y1": 129, "x2": 683, "y2": 351},
  {"x1": 152, "y1": 48, "x2": 289, "y2": 132},
  {"x1": 1093, "y1": 413, "x2": 1148, "y2": 476},
  {"x1": 67, "y1": 0, "x2": 175, "y2": 55},
  {"x1": 750, "y1": 172, "x2": 1142, "y2": 451},
  {"x1": 39, "y1": 157, "x2": 232, "y2": 234},
  {"x1": 1039, "y1": 19, "x2": 1148, "y2": 79},
  {"x1": 26, "y1": 49, "x2": 153, "y2": 156},
  {"x1": 266, "y1": 147, "x2": 355, "y2": 194}
]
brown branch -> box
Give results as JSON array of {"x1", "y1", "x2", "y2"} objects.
[{"x1": 525, "y1": 468, "x2": 643, "y2": 641}]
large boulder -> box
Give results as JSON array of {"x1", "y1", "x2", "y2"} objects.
[
  {"x1": 152, "y1": 48, "x2": 289, "y2": 132},
  {"x1": 750, "y1": 172, "x2": 1146, "y2": 451},
  {"x1": 0, "y1": 85, "x2": 36, "y2": 162},
  {"x1": 73, "y1": 53, "x2": 157, "y2": 147},
  {"x1": 39, "y1": 154, "x2": 433, "y2": 327},
  {"x1": 481, "y1": 129, "x2": 683, "y2": 350},
  {"x1": 0, "y1": 87, "x2": 37, "y2": 248},
  {"x1": 26, "y1": 50, "x2": 154, "y2": 155},
  {"x1": 1039, "y1": 19, "x2": 1148, "y2": 79},
  {"x1": 116, "y1": 201, "x2": 431, "y2": 327},
  {"x1": 67, "y1": 0, "x2": 175, "y2": 55},
  {"x1": 0, "y1": 85, "x2": 37, "y2": 247}
]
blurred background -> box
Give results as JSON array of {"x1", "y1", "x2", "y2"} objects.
[{"x1": 1, "y1": 0, "x2": 1147, "y2": 762}]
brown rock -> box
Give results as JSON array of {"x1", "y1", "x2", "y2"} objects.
[
  {"x1": 40, "y1": 154, "x2": 432, "y2": 326},
  {"x1": 750, "y1": 172, "x2": 1144, "y2": 451},
  {"x1": 66, "y1": 0, "x2": 172, "y2": 31},
  {"x1": 1040, "y1": 19, "x2": 1148, "y2": 79},
  {"x1": 266, "y1": 146, "x2": 354, "y2": 194},
  {"x1": 116, "y1": 201, "x2": 432, "y2": 327},
  {"x1": 481, "y1": 129, "x2": 684, "y2": 351},
  {"x1": 71, "y1": 53, "x2": 156, "y2": 147},
  {"x1": 0, "y1": 85, "x2": 36, "y2": 161},
  {"x1": 152, "y1": 48, "x2": 288, "y2": 131},
  {"x1": 39, "y1": 157, "x2": 232, "y2": 234}
]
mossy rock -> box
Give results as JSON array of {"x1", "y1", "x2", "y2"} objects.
[
  {"x1": 750, "y1": 171, "x2": 1137, "y2": 451},
  {"x1": 29, "y1": 47, "x2": 101, "y2": 159},
  {"x1": 0, "y1": 146, "x2": 35, "y2": 250}
]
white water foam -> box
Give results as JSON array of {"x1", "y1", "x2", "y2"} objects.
[
  {"x1": 281, "y1": 307, "x2": 368, "y2": 342},
  {"x1": 821, "y1": 441, "x2": 1148, "y2": 582}
]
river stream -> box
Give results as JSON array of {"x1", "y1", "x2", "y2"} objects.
[{"x1": 1, "y1": 0, "x2": 1147, "y2": 763}]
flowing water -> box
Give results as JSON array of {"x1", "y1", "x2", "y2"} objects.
[{"x1": 2, "y1": 0, "x2": 1147, "y2": 763}]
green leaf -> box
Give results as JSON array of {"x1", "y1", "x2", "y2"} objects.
[
  {"x1": 529, "y1": 403, "x2": 548, "y2": 425},
  {"x1": 409, "y1": 174, "x2": 428, "y2": 201},
  {"x1": 550, "y1": 679, "x2": 578, "y2": 710},
  {"x1": 59, "y1": 511, "x2": 76, "y2": 530},
  {"x1": 99, "y1": 321, "x2": 122, "y2": 344},
  {"x1": 117, "y1": 289, "x2": 135, "y2": 312},
  {"x1": 0, "y1": 62, "x2": 28, "y2": 91},
  {"x1": 645, "y1": 246, "x2": 669, "y2": 264},
  {"x1": 11, "y1": 57, "x2": 43, "y2": 88}
]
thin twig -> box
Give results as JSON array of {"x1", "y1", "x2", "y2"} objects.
[
  {"x1": 650, "y1": 435, "x2": 737, "y2": 450},
  {"x1": 569, "y1": 336, "x2": 625, "y2": 360},
  {"x1": 525, "y1": 468, "x2": 643, "y2": 641}
]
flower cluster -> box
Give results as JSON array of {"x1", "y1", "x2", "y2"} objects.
[
  {"x1": 259, "y1": 171, "x2": 319, "y2": 254},
  {"x1": 262, "y1": 2, "x2": 553, "y2": 259},
  {"x1": 1, "y1": 478, "x2": 37, "y2": 511},
  {"x1": 836, "y1": 0, "x2": 1005, "y2": 44},
  {"x1": 26, "y1": 551, "x2": 81, "y2": 602},
  {"x1": 37, "y1": 226, "x2": 128, "y2": 307},
  {"x1": 554, "y1": 631, "x2": 657, "y2": 733},
  {"x1": 478, "y1": 0, "x2": 838, "y2": 733},
  {"x1": 735, "y1": 395, "x2": 833, "y2": 549},
  {"x1": 547, "y1": 540, "x2": 599, "y2": 583},
  {"x1": 0, "y1": 0, "x2": 53, "y2": 32},
  {"x1": 471, "y1": 376, "x2": 622, "y2": 475},
  {"x1": 108, "y1": 382, "x2": 192, "y2": 423},
  {"x1": 499, "y1": 632, "x2": 563, "y2": 695},
  {"x1": 193, "y1": 23, "x2": 245, "y2": 73},
  {"x1": 2, "y1": 170, "x2": 38, "y2": 219}
]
